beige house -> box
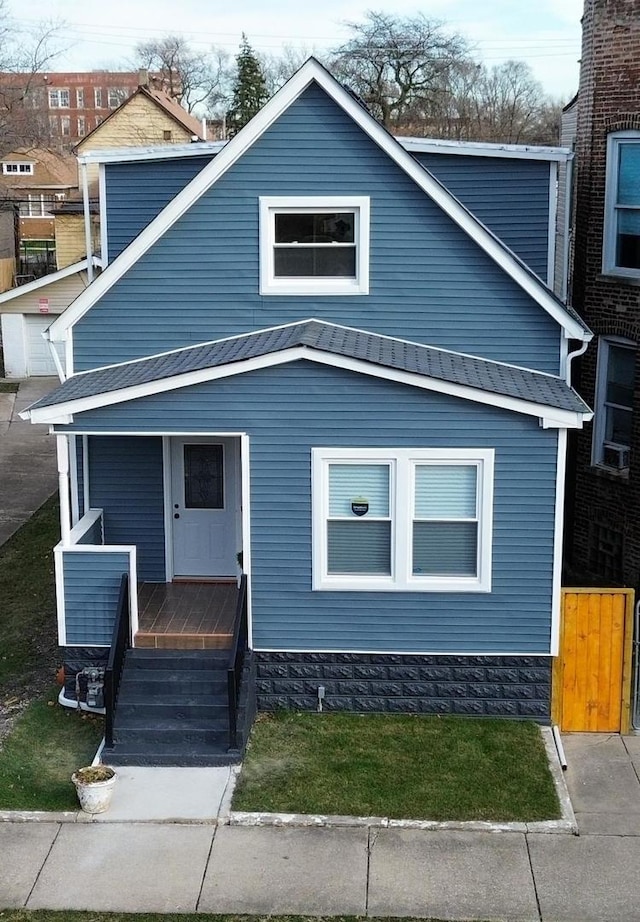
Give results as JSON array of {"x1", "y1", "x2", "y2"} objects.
[{"x1": 0, "y1": 258, "x2": 98, "y2": 377}]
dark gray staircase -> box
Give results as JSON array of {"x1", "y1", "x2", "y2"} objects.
[{"x1": 102, "y1": 648, "x2": 255, "y2": 766}]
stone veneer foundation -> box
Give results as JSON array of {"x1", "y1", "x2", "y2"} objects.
[{"x1": 254, "y1": 652, "x2": 551, "y2": 720}]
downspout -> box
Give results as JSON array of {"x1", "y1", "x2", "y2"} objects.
[
  {"x1": 563, "y1": 336, "x2": 590, "y2": 385},
  {"x1": 81, "y1": 160, "x2": 94, "y2": 283},
  {"x1": 43, "y1": 329, "x2": 66, "y2": 382}
]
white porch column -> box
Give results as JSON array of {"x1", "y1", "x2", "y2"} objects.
[{"x1": 56, "y1": 434, "x2": 71, "y2": 545}]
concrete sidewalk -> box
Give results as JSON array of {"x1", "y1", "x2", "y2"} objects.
[
  {"x1": 0, "y1": 377, "x2": 58, "y2": 546},
  {"x1": 1, "y1": 732, "x2": 640, "y2": 920}
]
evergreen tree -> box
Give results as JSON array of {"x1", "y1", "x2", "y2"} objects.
[{"x1": 226, "y1": 34, "x2": 269, "y2": 136}]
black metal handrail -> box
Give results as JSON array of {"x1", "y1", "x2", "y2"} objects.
[
  {"x1": 104, "y1": 573, "x2": 131, "y2": 749},
  {"x1": 227, "y1": 573, "x2": 248, "y2": 751}
]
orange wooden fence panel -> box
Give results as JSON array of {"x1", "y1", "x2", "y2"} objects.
[{"x1": 553, "y1": 588, "x2": 634, "y2": 733}]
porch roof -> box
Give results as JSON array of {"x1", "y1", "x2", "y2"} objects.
[{"x1": 26, "y1": 320, "x2": 591, "y2": 420}]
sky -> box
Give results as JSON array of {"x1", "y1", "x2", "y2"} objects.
[{"x1": 18, "y1": 0, "x2": 585, "y2": 102}]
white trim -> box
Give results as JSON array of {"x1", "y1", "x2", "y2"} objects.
[
  {"x1": 65, "y1": 507, "x2": 103, "y2": 547},
  {"x1": 81, "y1": 162, "x2": 94, "y2": 284},
  {"x1": 57, "y1": 435, "x2": 71, "y2": 544},
  {"x1": 259, "y1": 196, "x2": 370, "y2": 296},
  {"x1": 82, "y1": 434, "x2": 90, "y2": 513},
  {"x1": 311, "y1": 447, "x2": 494, "y2": 593},
  {"x1": 78, "y1": 140, "x2": 226, "y2": 165},
  {"x1": 65, "y1": 331, "x2": 74, "y2": 379},
  {"x1": 547, "y1": 161, "x2": 558, "y2": 289},
  {"x1": 550, "y1": 429, "x2": 566, "y2": 657},
  {"x1": 47, "y1": 59, "x2": 589, "y2": 343},
  {"x1": 398, "y1": 136, "x2": 573, "y2": 163},
  {"x1": 591, "y1": 336, "x2": 636, "y2": 468},
  {"x1": 69, "y1": 434, "x2": 80, "y2": 525},
  {"x1": 162, "y1": 436, "x2": 173, "y2": 581},
  {"x1": 602, "y1": 131, "x2": 640, "y2": 279},
  {"x1": 241, "y1": 433, "x2": 252, "y2": 649},
  {"x1": 54, "y1": 546, "x2": 67, "y2": 645},
  {"x1": 0, "y1": 260, "x2": 89, "y2": 305},
  {"x1": 254, "y1": 646, "x2": 553, "y2": 656},
  {"x1": 25, "y1": 347, "x2": 590, "y2": 429},
  {"x1": 560, "y1": 156, "x2": 573, "y2": 302},
  {"x1": 99, "y1": 163, "x2": 109, "y2": 267}
]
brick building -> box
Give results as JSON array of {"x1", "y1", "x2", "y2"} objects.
[{"x1": 565, "y1": 0, "x2": 640, "y2": 586}]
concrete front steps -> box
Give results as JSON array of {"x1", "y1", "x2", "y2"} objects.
[{"x1": 102, "y1": 648, "x2": 255, "y2": 767}]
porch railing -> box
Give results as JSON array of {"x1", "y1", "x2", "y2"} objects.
[
  {"x1": 104, "y1": 573, "x2": 131, "y2": 749},
  {"x1": 227, "y1": 573, "x2": 248, "y2": 751}
]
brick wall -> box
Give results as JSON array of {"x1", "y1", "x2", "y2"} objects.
[{"x1": 567, "y1": 0, "x2": 640, "y2": 587}]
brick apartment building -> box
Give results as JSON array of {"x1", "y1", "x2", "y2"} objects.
[
  {"x1": 1, "y1": 71, "x2": 155, "y2": 145},
  {"x1": 565, "y1": 0, "x2": 640, "y2": 587}
]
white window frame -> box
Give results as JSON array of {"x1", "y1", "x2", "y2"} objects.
[
  {"x1": 591, "y1": 336, "x2": 635, "y2": 470},
  {"x1": 77, "y1": 116, "x2": 86, "y2": 137},
  {"x1": 603, "y1": 131, "x2": 640, "y2": 278},
  {"x1": 94, "y1": 87, "x2": 103, "y2": 109},
  {"x1": 48, "y1": 88, "x2": 70, "y2": 109},
  {"x1": 60, "y1": 115, "x2": 71, "y2": 137},
  {"x1": 312, "y1": 447, "x2": 494, "y2": 592},
  {"x1": 259, "y1": 196, "x2": 370, "y2": 295},
  {"x1": 76, "y1": 88, "x2": 84, "y2": 108},
  {"x1": 108, "y1": 87, "x2": 127, "y2": 109},
  {"x1": 2, "y1": 162, "x2": 33, "y2": 175}
]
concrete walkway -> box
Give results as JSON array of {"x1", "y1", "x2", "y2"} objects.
[
  {"x1": 1, "y1": 732, "x2": 640, "y2": 920},
  {"x1": 0, "y1": 377, "x2": 58, "y2": 546}
]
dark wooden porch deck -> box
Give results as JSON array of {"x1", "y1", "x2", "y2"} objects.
[{"x1": 135, "y1": 581, "x2": 238, "y2": 649}]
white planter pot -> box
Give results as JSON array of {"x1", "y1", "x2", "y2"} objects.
[{"x1": 72, "y1": 768, "x2": 117, "y2": 814}]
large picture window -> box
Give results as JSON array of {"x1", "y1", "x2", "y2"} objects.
[
  {"x1": 603, "y1": 132, "x2": 640, "y2": 277},
  {"x1": 260, "y1": 196, "x2": 370, "y2": 295},
  {"x1": 312, "y1": 448, "x2": 494, "y2": 592}
]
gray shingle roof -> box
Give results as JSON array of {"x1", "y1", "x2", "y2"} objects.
[{"x1": 29, "y1": 320, "x2": 591, "y2": 416}]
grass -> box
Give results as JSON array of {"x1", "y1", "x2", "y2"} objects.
[
  {"x1": 0, "y1": 381, "x2": 18, "y2": 393},
  {"x1": 0, "y1": 690, "x2": 103, "y2": 810},
  {"x1": 0, "y1": 495, "x2": 59, "y2": 691},
  {"x1": 233, "y1": 712, "x2": 561, "y2": 822}
]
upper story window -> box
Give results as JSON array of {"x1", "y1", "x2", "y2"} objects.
[
  {"x1": 94, "y1": 88, "x2": 103, "y2": 108},
  {"x1": 108, "y1": 87, "x2": 127, "y2": 109},
  {"x1": 259, "y1": 196, "x2": 370, "y2": 295},
  {"x1": 76, "y1": 88, "x2": 84, "y2": 108},
  {"x1": 592, "y1": 337, "x2": 636, "y2": 472},
  {"x1": 2, "y1": 162, "x2": 33, "y2": 175},
  {"x1": 48, "y1": 88, "x2": 70, "y2": 108},
  {"x1": 603, "y1": 132, "x2": 640, "y2": 278},
  {"x1": 312, "y1": 448, "x2": 494, "y2": 592},
  {"x1": 60, "y1": 116, "x2": 71, "y2": 137},
  {"x1": 19, "y1": 193, "x2": 54, "y2": 217}
]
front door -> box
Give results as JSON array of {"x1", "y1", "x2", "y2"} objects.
[{"x1": 170, "y1": 437, "x2": 239, "y2": 578}]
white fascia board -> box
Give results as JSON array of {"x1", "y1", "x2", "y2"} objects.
[
  {"x1": 77, "y1": 141, "x2": 226, "y2": 165},
  {"x1": 24, "y1": 346, "x2": 589, "y2": 429},
  {"x1": 0, "y1": 259, "x2": 89, "y2": 305},
  {"x1": 48, "y1": 59, "x2": 589, "y2": 344},
  {"x1": 397, "y1": 137, "x2": 574, "y2": 163}
]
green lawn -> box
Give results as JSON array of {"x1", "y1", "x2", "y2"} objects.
[
  {"x1": 233, "y1": 712, "x2": 560, "y2": 822},
  {"x1": 0, "y1": 691, "x2": 103, "y2": 810},
  {"x1": 0, "y1": 915, "x2": 472, "y2": 922},
  {"x1": 0, "y1": 495, "x2": 59, "y2": 692}
]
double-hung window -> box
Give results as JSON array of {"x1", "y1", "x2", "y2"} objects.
[
  {"x1": 312, "y1": 448, "x2": 494, "y2": 591},
  {"x1": 259, "y1": 196, "x2": 370, "y2": 295},
  {"x1": 592, "y1": 338, "x2": 635, "y2": 471},
  {"x1": 48, "y1": 88, "x2": 69, "y2": 108},
  {"x1": 603, "y1": 132, "x2": 640, "y2": 277}
]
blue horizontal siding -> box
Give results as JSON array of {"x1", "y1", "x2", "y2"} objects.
[
  {"x1": 63, "y1": 550, "x2": 129, "y2": 645},
  {"x1": 105, "y1": 155, "x2": 215, "y2": 260},
  {"x1": 76, "y1": 83, "x2": 561, "y2": 375},
  {"x1": 63, "y1": 361, "x2": 558, "y2": 655},
  {"x1": 88, "y1": 436, "x2": 165, "y2": 581},
  {"x1": 414, "y1": 153, "x2": 551, "y2": 281}
]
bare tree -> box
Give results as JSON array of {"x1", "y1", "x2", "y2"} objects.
[
  {"x1": 259, "y1": 45, "x2": 320, "y2": 96},
  {"x1": 331, "y1": 11, "x2": 472, "y2": 131},
  {"x1": 134, "y1": 35, "x2": 230, "y2": 114},
  {"x1": 0, "y1": 0, "x2": 64, "y2": 153}
]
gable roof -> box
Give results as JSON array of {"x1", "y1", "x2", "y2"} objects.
[
  {"x1": 24, "y1": 319, "x2": 591, "y2": 428},
  {"x1": 0, "y1": 148, "x2": 77, "y2": 189},
  {"x1": 0, "y1": 258, "x2": 98, "y2": 305},
  {"x1": 74, "y1": 86, "x2": 205, "y2": 153},
  {"x1": 49, "y1": 58, "x2": 591, "y2": 346}
]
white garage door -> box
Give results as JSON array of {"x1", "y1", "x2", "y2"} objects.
[{"x1": 25, "y1": 315, "x2": 62, "y2": 376}]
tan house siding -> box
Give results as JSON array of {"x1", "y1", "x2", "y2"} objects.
[
  {"x1": 55, "y1": 214, "x2": 100, "y2": 269},
  {"x1": 0, "y1": 270, "x2": 88, "y2": 315}
]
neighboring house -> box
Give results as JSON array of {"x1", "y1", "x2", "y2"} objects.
[
  {"x1": 0, "y1": 258, "x2": 96, "y2": 377},
  {"x1": 0, "y1": 71, "x2": 149, "y2": 146},
  {"x1": 23, "y1": 59, "x2": 592, "y2": 765},
  {"x1": 0, "y1": 148, "x2": 76, "y2": 278},
  {"x1": 563, "y1": 0, "x2": 640, "y2": 587}
]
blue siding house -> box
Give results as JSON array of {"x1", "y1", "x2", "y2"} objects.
[{"x1": 24, "y1": 59, "x2": 592, "y2": 764}]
